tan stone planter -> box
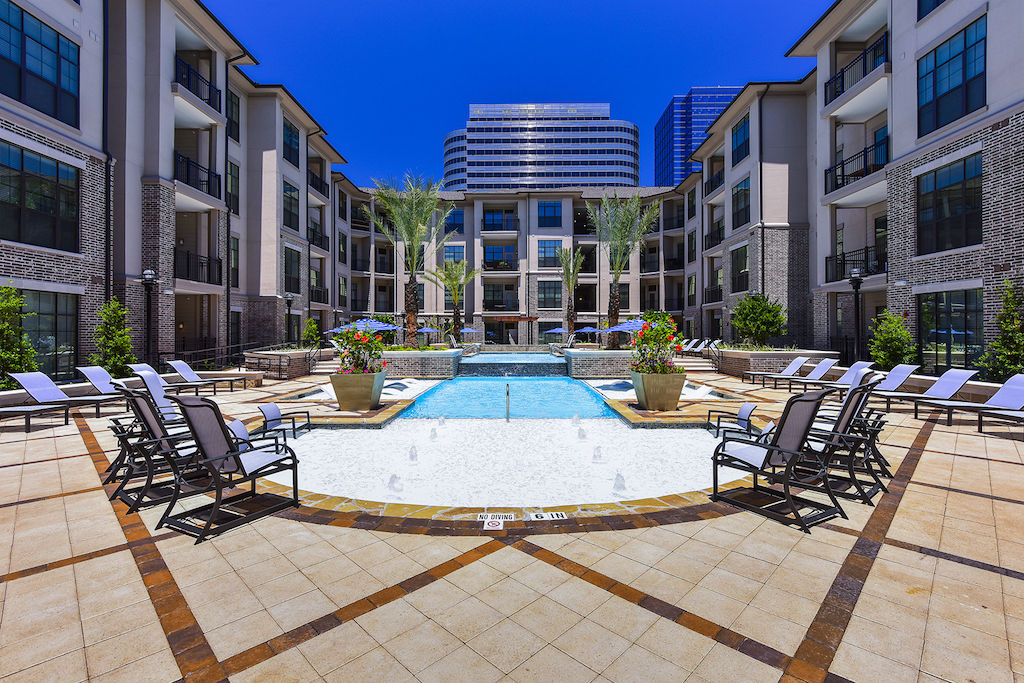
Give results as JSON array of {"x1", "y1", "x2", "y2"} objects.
[
  {"x1": 329, "y1": 371, "x2": 386, "y2": 411},
  {"x1": 630, "y1": 370, "x2": 687, "y2": 411}
]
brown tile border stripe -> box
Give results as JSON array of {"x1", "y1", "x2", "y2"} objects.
[
  {"x1": 911, "y1": 480, "x2": 1024, "y2": 506},
  {"x1": 220, "y1": 538, "x2": 507, "y2": 677},
  {"x1": 782, "y1": 416, "x2": 937, "y2": 683},
  {"x1": 74, "y1": 414, "x2": 228, "y2": 683},
  {"x1": 507, "y1": 537, "x2": 793, "y2": 671},
  {"x1": 0, "y1": 531, "x2": 178, "y2": 584},
  {"x1": 0, "y1": 484, "x2": 105, "y2": 509}
]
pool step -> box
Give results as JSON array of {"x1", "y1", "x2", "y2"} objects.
[
  {"x1": 673, "y1": 358, "x2": 717, "y2": 372},
  {"x1": 458, "y1": 362, "x2": 567, "y2": 377}
]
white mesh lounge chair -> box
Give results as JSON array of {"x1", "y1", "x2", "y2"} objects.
[
  {"x1": 707, "y1": 402, "x2": 757, "y2": 437},
  {"x1": 11, "y1": 371, "x2": 123, "y2": 418},
  {"x1": 742, "y1": 356, "x2": 809, "y2": 387},
  {"x1": 549, "y1": 333, "x2": 575, "y2": 354},
  {"x1": 135, "y1": 370, "x2": 186, "y2": 421},
  {"x1": 977, "y1": 408, "x2": 1024, "y2": 437},
  {"x1": 774, "y1": 358, "x2": 839, "y2": 390},
  {"x1": 914, "y1": 373, "x2": 1024, "y2": 425},
  {"x1": 680, "y1": 339, "x2": 699, "y2": 353},
  {"x1": 449, "y1": 334, "x2": 480, "y2": 354},
  {"x1": 686, "y1": 340, "x2": 709, "y2": 356},
  {"x1": 787, "y1": 361, "x2": 875, "y2": 392},
  {"x1": 875, "y1": 368, "x2": 977, "y2": 412},
  {"x1": 258, "y1": 403, "x2": 311, "y2": 441},
  {"x1": 128, "y1": 363, "x2": 217, "y2": 395},
  {"x1": 167, "y1": 359, "x2": 246, "y2": 392},
  {"x1": 871, "y1": 364, "x2": 921, "y2": 394}
]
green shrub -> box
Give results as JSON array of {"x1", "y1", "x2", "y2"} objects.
[
  {"x1": 976, "y1": 279, "x2": 1024, "y2": 381},
  {"x1": 867, "y1": 309, "x2": 916, "y2": 370},
  {"x1": 0, "y1": 285, "x2": 39, "y2": 390},
  {"x1": 301, "y1": 318, "x2": 321, "y2": 349},
  {"x1": 88, "y1": 299, "x2": 138, "y2": 378},
  {"x1": 730, "y1": 294, "x2": 786, "y2": 345}
]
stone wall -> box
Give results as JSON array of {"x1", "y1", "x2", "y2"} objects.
[
  {"x1": 563, "y1": 349, "x2": 633, "y2": 378},
  {"x1": 383, "y1": 349, "x2": 462, "y2": 379},
  {"x1": 717, "y1": 348, "x2": 840, "y2": 378}
]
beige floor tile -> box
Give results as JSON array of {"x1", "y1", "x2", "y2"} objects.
[
  {"x1": 589, "y1": 597, "x2": 659, "y2": 641},
  {"x1": 676, "y1": 585, "x2": 746, "y2": 627},
  {"x1": 205, "y1": 610, "x2": 282, "y2": 660},
  {"x1": 546, "y1": 576, "x2": 612, "y2": 616},
  {"x1": 510, "y1": 595, "x2": 584, "y2": 641},
  {"x1": 629, "y1": 568, "x2": 695, "y2": 605},
  {"x1": 83, "y1": 620, "x2": 166, "y2": 677},
  {"x1": 920, "y1": 614, "x2": 1013, "y2": 682},
  {"x1": 189, "y1": 589, "x2": 263, "y2": 633},
  {"x1": 691, "y1": 642, "x2": 779, "y2": 683},
  {"x1": 653, "y1": 549, "x2": 715, "y2": 584},
  {"x1": 432, "y1": 596, "x2": 504, "y2": 641},
  {"x1": 300, "y1": 553, "x2": 361, "y2": 587},
  {"x1": 321, "y1": 569, "x2": 386, "y2": 607},
  {"x1": 831, "y1": 641, "x2": 919, "y2": 683},
  {"x1": 476, "y1": 576, "x2": 543, "y2": 617},
  {"x1": 480, "y1": 547, "x2": 541, "y2": 575},
  {"x1": 0, "y1": 623, "x2": 84, "y2": 678},
  {"x1": 267, "y1": 588, "x2": 338, "y2": 631},
  {"x1": 382, "y1": 620, "x2": 461, "y2": 673},
  {"x1": 509, "y1": 644, "x2": 597, "y2": 683},
  {"x1": 635, "y1": 619, "x2": 715, "y2": 672},
  {"x1": 446, "y1": 560, "x2": 508, "y2": 595},
  {"x1": 251, "y1": 570, "x2": 317, "y2": 608},
  {"x1": 230, "y1": 648, "x2": 320, "y2": 683},
  {"x1": 324, "y1": 646, "x2": 416, "y2": 683},
  {"x1": 467, "y1": 619, "x2": 546, "y2": 673},
  {"x1": 696, "y1": 566, "x2": 763, "y2": 603},
  {"x1": 602, "y1": 643, "x2": 690, "y2": 683},
  {"x1": 0, "y1": 649, "x2": 87, "y2": 683},
  {"x1": 355, "y1": 597, "x2": 426, "y2": 643},
  {"x1": 553, "y1": 619, "x2": 631, "y2": 672},
  {"x1": 81, "y1": 599, "x2": 159, "y2": 646},
  {"x1": 510, "y1": 558, "x2": 571, "y2": 594},
  {"x1": 418, "y1": 644, "x2": 504, "y2": 683},
  {"x1": 88, "y1": 648, "x2": 179, "y2": 683},
  {"x1": 364, "y1": 554, "x2": 427, "y2": 586},
  {"x1": 404, "y1": 578, "x2": 472, "y2": 618},
  {"x1": 297, "y1": 621, "x2": 377, "y2": 676},
  {"x1": 590, "y1": 553, "x2": 650, "y2": 584}
]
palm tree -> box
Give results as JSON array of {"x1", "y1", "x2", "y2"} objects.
[
  {"x1": 364, "y1": 175, "x2": 454, "y2": 345},
  {"x1": 586, "y1": 193, "x2": 661, "y2": 349},
  {"x1": 424, "y1": 258, "x2": 479, "y2": 343},
  {"x1": 557, "y1": 247, "x2": 584, "y2": 334}
]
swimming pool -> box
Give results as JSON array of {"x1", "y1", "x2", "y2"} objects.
[
  {"x1": 400, "y1": 376, "x2": 613, "y2": 419},
  {"x1": 459, "y1": 353, "x2": 565, "y2": 365}
]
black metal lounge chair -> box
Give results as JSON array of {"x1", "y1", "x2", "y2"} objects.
[
  {"x1": 787, "y1": 361, "x2": 875, "y2": 394},
  {"x1": 874, "y1": 368, "x2": 976, "y2": 412},
  {"x1": 167, "y1": 359, "x2": 248, "y2": 392},
  {"x1": 712, "y1": 388, "x2": 845, "y2": 532},
  {"x1": 914, "y1": 373, "x2": 1024, "y2": 425},
  {"x1": 741, "y1": 356, "x2": 808, "y2": 387},
  {"x1": 977, "y1": 408, "x2": 1024, "y2": 438},
  {"x1": 128, "y1": 362, "x2": 217, "y2": 395},
  {"x1": 0, "y1": 404, "x2": 71, "y2": 431},
  {"x1": 160, "y1": 394, "x2": 299, "y2": 543},
  {"x1": 11, "y1": 371, "x2": 124, "y2": 418},
  {"x1": 257, "y1": 403, "x2": 312, "y2": 441},
  {"x1": 778, "y1": 358, "x2": 840, "y2": 391},
  {"x1": 707, "y1": 402, "x2": 758, "y2": 437}
]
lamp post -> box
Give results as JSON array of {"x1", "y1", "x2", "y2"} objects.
[
  {"x1": 141, "y1": 269, "x2": 157, "y2": 364},
  {"x1": 849, "y1": 267, "x2": 863, "y2": 362},
  {"x1": 284, "y1": 292, "x2": 294, "y2": 343}
]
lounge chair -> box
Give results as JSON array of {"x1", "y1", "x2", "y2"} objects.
[
  {"x1": 707, "y1": 402, "x2": 758, "y2": 437},
  {"x1": 977, "y1": 408, "x2": 1024, "y2": 438},
  {"x1": 11, "y1": 371, "x2": 123, "y2": 418},
  {"x1": 135, "y1": 370, "x2": 187, "y2": 421},
  {"x1": 160, "y1": 394, "x2": 299, "y2": 543},
  {"x1": 777, "y1": 358, "x2": 839, "y2": 390},
  {"x1": 787, "y1": 361, "x2": 875, "y2": 393},
  {"x1": 0, "y1": 405, "x2": 71, "y2": 431},
  {"x1": 712, "y1": 388, "x2": 845, "y2": 532},
  {"x1": 549, "y1": 333, "x2": 575, "y2": 355},
  {"x1": 227, "y1": 419, "x2": 283, "y2": 451},
  {"x1": 741, "y1": 356, "x2": 808, "y2": 387},
  {"x1": 914, "y1": 373, "x2": 1024, "y2": 425},
  {"x1": 680, "y1": 339, "x2": 699, "y2": 353},
  {"x1": 875, "y1": 368, "x2": 977, "y2": 412},
  {"x1": 871, "y1": 364, "x2": 921, "y2": 394},
  {"x1": 686, "y1": 340, "x2": 709, "y2": 356},
  {"x1": 167, "y1": 359, "x2": 247, "y2": 392},
  {"x1": 257, "y1": 402, "x2": 311, "y2": 441},
  {"x1": 448, "y1": 334, "x2": 480, "y2": 354},
  {"x1": 128, "y1": 362, "x2": 217, "y2": 395}
]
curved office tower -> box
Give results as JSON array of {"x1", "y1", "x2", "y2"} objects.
[{"x1": 442, "y1": 103, "x2": 639, "y2": 191}]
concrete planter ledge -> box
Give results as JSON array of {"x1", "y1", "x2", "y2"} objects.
[
  {"x1": 717, "y1": 348, "x2": 839, "y2": 378},
  {"x1": 563, "y1": 349, "x2": 634, "y2": 378},
  {"x1": 383, "y1": 348, "x2": 463, "y2": 379},
  {"x1": 243, "y1": 348, "x2": 333, "y2": 379}
]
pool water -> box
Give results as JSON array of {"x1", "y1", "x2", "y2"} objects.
[
  {"x1": 460, "y1": 353, "x2": 565, "y2": 365},
  {"x1": 400, "y1": 376, "x2": 614, "y2": 419}
]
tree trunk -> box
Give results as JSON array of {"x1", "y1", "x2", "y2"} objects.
[
  {"x1": 404, "y1": 277, "x2": 418, "y2": 347},
  {"x1": 567, "y1": 294, "x2": 576, "y2": 334},
  {"x1": 607, "y1": 282, "x2": 621, "y2": 350},
  {"x1": 453, "y1": 302, "x2": 462, "y2": 343}
]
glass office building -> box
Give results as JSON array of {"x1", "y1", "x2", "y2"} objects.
[
  {"x1": 654, "y1": 87, "x2": 743, "y2": 186},
  {"x1": 442, "y1": 103, "x2": 640, "y2": 191}
]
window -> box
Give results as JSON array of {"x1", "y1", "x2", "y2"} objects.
[
  {"x1": 874, "y1": 215, "x2": 888, "y2": 256},
  {"x1": 917, "y1": 288, "x2": 984, "y2": 374},
  {"x1": 917, "y1": 152, "x2": 981, "y2": 255},
  {"x1": 538, "y1": 281, "x2": 561, "y2": 309},
  {"x1": 337, "y1": 196, "x2": 347, "y2": 220},
  {"x1": 226, "y1": 161, "x2": 239, "y2": 215},
  {"x1": 687, "y1": 231, "x2": 696, "y2": 263},
  {"x1": 284, "y1": 248, "x2": 301, "y2": 293},
  {"x1": 730, "y1": 245, "x2": 749, "y2": 293},
  {"x1": 919, "y1": 0, "x2": 949, "y2": 21},
  {"x1": 538, "y1": 200, "x2": 561, "y2": 227},
  {"x1": 227, "y1": 90, "x2": 240, "y2": 141},
  {"x1": 229, "y1": 311, "x2": 241, "y2": 347},
  {"x1": 416, "y1": 283, "x2": 424, "y2": 312},
  {"x1": 445, "y1": 208, "x2": 464, "y2": 233},
  {"x1": 918, "y1": 16, "x2": 986, "y2": 137},
  {"x1": 283, "y1": 118, "x2": 300, "y2": 166},
  {"x1": 229, "y1": 236, "x2": 239, "y2": 288},
  {"x1": 617, "y1": 283, "x2": 630, "y2": 309},
  {"x1": 283, "y1": 181, "x2": 299, "y2": 229},
  {"x1": 444, "y1": 286, "x2": 454, "y2": 310},
  {"x1": 0, "y1": 140, "x2": 78, "y2": 251},
  {"x1": 731, "y1": 115, "x2": 749, "y2": 165},
  {"x1": 687, "y1": 275, "x2": 697, "y2": 306},
  {"x1": 337, "y1": 276, "x2": 347, "y2": 305},
  {"x1": 20, "y1": 289, "x2": 76, "y2": 379},
  {"x1": 0, "y1": 1, "x2": 79, "y2": 126},
  {"x1": 686, "y1": 189, "x2": 696, "y2": 219},
  {"x1": 538, "y1": 239, "x2": 560, "y2": 267},
  {"x1": 444, "y1": 245, "x2": 464, "y2": 262},
  {"x1": 484, "y1": 244, "x2": 515, "y2": 266},
  {"x1": 731, "y1": 178, "x2": 750, "y2": 228}
]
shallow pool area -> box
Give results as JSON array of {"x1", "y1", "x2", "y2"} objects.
[
  {"x1": 459, "y1": 352, "x2": 565, "y2": 365},
  {"x1": 401, "y1": 376, "x2": 613, "y2": 419},
  {"x1": 266, "y1": 418, "x2": 738, "y2": 507}
]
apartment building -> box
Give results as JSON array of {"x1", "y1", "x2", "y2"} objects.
[
  {"x1": 442, "y1": 103, "x2": 640, "y2": 191},
  {"x1": 690, "y1": 73, "x2": 816, "y2": 346},
  {"x1": 789, "y1": 0, "x2": 1024, "y2": 373},
  {"x1": 654, "y1": 87, "x2": 743, "y2": 185}
]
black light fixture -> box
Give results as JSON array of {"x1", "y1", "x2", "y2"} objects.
[
  {"x1": 284, "y1": 292, "x2": 295, "y2": 342},
  {"x1": 848, "y1": 267, "x2": 863, "y2": 362},
  {"x1": 141, "y1": 269, "x2": 157, "y2": 364}
]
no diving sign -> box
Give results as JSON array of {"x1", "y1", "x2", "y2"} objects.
[{"x1": 478, "y1": 513, "x2": 514, "y2": 530}]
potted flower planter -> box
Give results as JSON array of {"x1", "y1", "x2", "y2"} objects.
[
  {"x1": 330, "y1": 370, "x2": 387, "y2": 411},
  {"x1": 630, "y1": 370, "x2": 687, "y2": 411}
]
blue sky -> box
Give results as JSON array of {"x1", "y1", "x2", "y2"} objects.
[{"x1": 207, "y1": 0, "x2": 833, "y2": 187}]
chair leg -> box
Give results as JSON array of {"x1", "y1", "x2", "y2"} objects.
[
  {"x1": 947, "y1": 408, "x2": 953, "y2": 426},
  {"x1": 978, "y1": 413, "x2": 984, "y2": 433}
]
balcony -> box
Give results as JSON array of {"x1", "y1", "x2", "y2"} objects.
[
  {"x1": 482, "y1": 217, "x2": 519, "y2": 232},
  {"x1": 309, "y1": 285, "x2": 328, "y2": 304},
  {"x1": 574, "y1": 218, "x2": 596, "y2": 235},
  {"x1": 483, "y1": 299, "x2": 518, "y2": 312},
  {"x1": 375, "y1": 259, "x2": 395, "y2": 274},
  {"x1": 704, "y1": 285, "x2": 723, "y2": 303},
  {"x1": 666, "y1": 215, "x2": 686, "y2": 231},
  {"x1": 351, "y1": 256, "x2": 370, "y2": 272},
  {"x1": 825, "y1": 246, "x2": 887, "y2": 283},
  {"x1": 731, "y1": 272, "x2": 749, "y2": 293},
  {"x1": 307, "y1": 228, "x2": 329, "y2": 251},
  {"x1": 350, "y1": 206, "x2": 370, "y2": 230},
  {"x1": 352, "y1": 298, "x2": 369, "y2": 312},
  {"x1": 704, "y1": 225, "x2": 724, "y2": 250},
  {"x1": 308, "y1": 169, "x2": 330, "y2": 197},
  {"x1": 375, "y1": 298, "x2": 395, "y2": 312},
  {"x1": 825, "y1": 137, "x2": 888, "y2": 194},
  {"x1": 483, "y1": 259, "x2": 517, "y2": 271},
  {"x1": 704, "y1": 169, "x2": 724, "y2": 195},
  {"x1": 337, "y1": 250, "x2": 346, "y2": 264},
  {"x1": 640, "y1": 256, "x2": 660, "y2": 273},
  {"x1": 174, "y1": 56, "x2": 220, "y2": 111},
  {"x1": 174, "y1": 152, "x2": 221, "y2": 199},
  {"x1": 664, "y1": 256, "x2": 684, "y2": 270},
  {"x1": 664, "y1": 297, "x2": 683, "y2": 311},
  {"x1": 174, "y1": 249, "x2": 222, "y2": 285},
  {"x1": 824, "y1": 33, "x2": 888, "y2": 106}
]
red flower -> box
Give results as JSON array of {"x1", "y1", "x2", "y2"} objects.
[
  {"x1": 675, "y1": 345, "x2": 682, "y2": 352},
  {"x1": 668, "y1": 335, "x2": 675, "y2": 341},
  {"x1": 382, "y1": 361, "x2": 387, "y2": 367},
  {"x1": 642, "y1": 323, "x2": 650, "y2": 331},
  {"x1": 375, "y1": 335, "x2": 382, "y2": 341}
]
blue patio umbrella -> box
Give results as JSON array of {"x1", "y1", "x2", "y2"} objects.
[
  {"x1": 461, "y1": 327, "x2": 480, "y2": 334},
  {"x1": 543, "y1": 327, "x2": 570, "y2": 334},
  {"x1": 418, "y1": 326, "x2": 440, "y2": 333},
  {"x1": 574, "y1": 325, "x2": 601, "y2": 343}
]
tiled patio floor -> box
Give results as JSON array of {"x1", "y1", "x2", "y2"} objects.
[{"x1": 1, "y1": 371, "x2": 1023, "y2": 681}]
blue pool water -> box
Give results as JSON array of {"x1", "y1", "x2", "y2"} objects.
[
  {"x1": 401, "y1": 377, "x2": 614, "y2": 419},
  {"x1": 460, "y1": 353, "x2": 565, "y2": 365}
]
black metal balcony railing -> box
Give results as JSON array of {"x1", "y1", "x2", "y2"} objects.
[
  {"x1": 664, "y1": 297, "x2": 683, "y2": 311},
  {"x1": 640, "y1": 257, "x2": 660, "y2": 273},
  {"x1": 704, "y1": 168, "x2": 724, "y2": 195},
  {"x1": 351, "y1": 298, "x2": 369, "y2": 312},
  {"x1": 483, "y1": 299, "x2": 518, "y2": 312},
  {"x1": 307, "y1": 169, "x2": 330, "y2": 197},
  {"x1": 444, "y1": 221, "x2": 464, "y2": 234},
  {"x1": 574, "y1": 219, "x2": 596, "y2": 235},
  {"x1": 174, "y1": 56, "x2": 221, "y2": 111},
  {"x1": 350, "y1": 206, "x2": 370, "y2": 229},
  {"x1": 664, "y1": 256, "x2": 684, "y2": 270},
  {"x1": 825, "y1": 137, "x2": 889, "y2": 194},
  {"x1": 375, "y1": 260, "x2": 395, "y2": 274},
  {"x1": 309, "y1": 285, "x2": 328, "y2": 304},
  {"x1": 375, "y1": 299, "x2": 395, "y2": 312},
  {"x1": 731, "y1": 272, "x2": 749, "y2": 293},
  {"x1": 307, "y1": 228, "x2": 329, "y2": 251},
  {"x1": 284, "y1": 275, "x2": 301, "y2": 294},
  {"x1": 825, "y1": 32, "x2": 889, "y2": 106},
  {"x1": 704, "y1": 225, "x2": 724, "y2": 250},
  {"x1": 705, "y1": 285, "x2": 723, "y2": 303},
  {"x1": 538, "y1": 257, "x2": 560, "y2": 268},
  {"x1": 483, "y1": 259, "x2": 517, "y2": 271},
  {"x1": 174, "y1": 249, "x2": 222, "y2": 285},
  {"x1": 825, "y1": 246, "x2": 888, "y2": 283},
  {"x1": 174, "y1": 152, "x2": 221, "y2": 199},
  {"x1": 350, "y1": 256, "x2": 370, "y2": 271},
  {"x1": 482, "y1": 217, "x2": 519, "y2": 232}
]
